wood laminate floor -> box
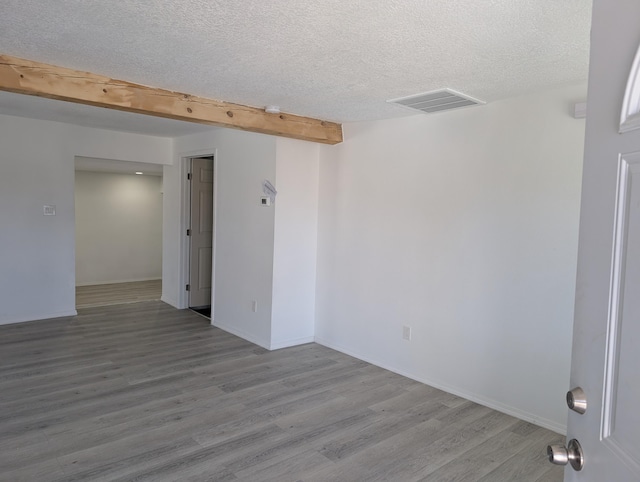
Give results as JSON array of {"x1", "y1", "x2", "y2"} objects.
[
  {"x1": 0, "y1": 301, "x2": 564, "y2": 481},
  {"x1": 76, "y1": 280, "x2": 162, "y2": 308}
]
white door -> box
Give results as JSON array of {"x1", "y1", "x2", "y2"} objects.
[
  {"x1": 189, "y1": 157, "x2": 214, "y2": 308},
  {"x1": 561, "y1": 1, "x2": 640, "y2": 480}
]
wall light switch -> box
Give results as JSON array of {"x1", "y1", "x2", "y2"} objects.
[
  {"x1": 402, "y1": 325, "x2": 411, "y2": 341},
  {"x1": 43, "y1": 205, "x2": 56, "y2": 216},
  {"x1": 252, "y1": 300, "x2": 258, "y2": 312}
]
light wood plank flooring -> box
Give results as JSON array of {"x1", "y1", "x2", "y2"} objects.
[
  {"x1": 76, "y1": 280, "x2": 162, "y2": 308},
  {"x1": 0, "y1": 301, "x2": 564, "y2": 481}
]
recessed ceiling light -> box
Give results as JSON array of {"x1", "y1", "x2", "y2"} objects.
[{"x1": 135, "y1": 171, "x2": 143, "y2": 175}]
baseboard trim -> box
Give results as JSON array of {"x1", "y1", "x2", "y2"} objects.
[
  {"x1": 314, "y1": 336, "x2": 567, "y2": 435},
  {"x1": 0, "y1": 309, "x2": 78, "y2": 326},
  {"x1": 76, "y1": 277, "x2": 162, "y2": 287},
  {"x1": 212, "y1": 320, "x2": 270, "y2": 350},
  {"x1": 270, "y1": 336, "x2": 315, "y2": 351}
]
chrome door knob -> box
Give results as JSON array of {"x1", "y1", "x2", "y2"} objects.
[
  {"x1": 566, "y1": 387, "x2": 587, "y2": 414},
  {"x1": 547, "y1": 444, "x2": 569, "y2": 465},
  {"x1": 547, "y1": 439, "x2": 584, "y2": 471}
]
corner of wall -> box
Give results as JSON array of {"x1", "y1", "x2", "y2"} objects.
[
  {"x1": 271, "y1": 138, "x2": 320, "y2": 348},
  {"x1": 170, "y1": 129, "x2": 277, "y2": 346}
]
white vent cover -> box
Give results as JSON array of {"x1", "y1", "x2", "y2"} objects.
[{"x1": 388, "y1": 89, "x2": 485, "y2": 114}]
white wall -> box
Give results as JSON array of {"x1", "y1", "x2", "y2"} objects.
[
  {"x1": 166, "y1": 128, "x2": 277, "y2": 348},
  {"x1": 0, "y1": 114, "x2": 172, "y2": 325},
  {"x1": 75, "y1": 171, "x2": 163, "y2": 285},
  {"x1": 271, "y1": 138, "x2": 320, "y2": 349},
  {"x1": 165, "y1": 132, "x2": 320, "y2": 350},
  {"x1": 315, "y1": 84, "x2": 587, "y2": 432},
  {"x1": 0, "y1": 87, "x2": 585, "y2": 433}
]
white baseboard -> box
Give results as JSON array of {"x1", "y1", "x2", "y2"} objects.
[
  {"x1": 314, "y1": 336, "x2": 567, "y2": 435},
  {"x1": 211, "y1": 320, "x2": 271, "y2": 350},
  {"x1": 76, "y1": 277, "x2": 161, "y2": 287},
  {"x1": 0, "y1": 309, "x2": 78, "y2": 326},
  {"x1": 270, "y1": 336, "x2": 315, "y2": 351},
  {"x1": 210, "y1": 319, "x2": 312, "y2": 351}
]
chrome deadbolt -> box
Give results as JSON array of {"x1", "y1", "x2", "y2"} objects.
[
  {"x1": 547, "y1": 439, "x2": 584, "y2": 471},
  {"x1": 566, "y1": 387, "x2": 587, "y2": 414}
]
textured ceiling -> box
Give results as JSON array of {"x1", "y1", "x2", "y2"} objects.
[{"x1": 0, "y1": 0, "x2": 592, "y2": 131}]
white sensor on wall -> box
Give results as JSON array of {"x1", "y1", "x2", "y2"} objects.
[
  {"x1": 43, "y1": 205, "x2": 56, "y2": 216},
  {"x1": 574, "y1": 102, "x2": 587, "y2": 119}
]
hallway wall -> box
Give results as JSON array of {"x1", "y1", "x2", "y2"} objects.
[{"x1": 75, "y1": 170, "x2": 163, "y2": 286}]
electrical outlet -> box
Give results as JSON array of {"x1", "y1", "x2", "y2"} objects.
[
  {"x1": 43, "y1": 205, "x2": 56, "y2": 216},
  {"x1": 252, "y1": 300, "x2": 258, "y2": 313},
  {"x1": 402, "y1": 325, "x2": 411, "y2": 341}
]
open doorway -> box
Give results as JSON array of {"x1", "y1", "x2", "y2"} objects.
[
  {"x1": 187, "y1": 156, "x2": 214, "y2": 318},
  {"x1": 74, "y1": 157, "x2": 164, "y2": 308}
]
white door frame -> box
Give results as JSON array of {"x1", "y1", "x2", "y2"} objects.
[{"x1": 178, "y1": 148, "x2": 218, "y2": 317}]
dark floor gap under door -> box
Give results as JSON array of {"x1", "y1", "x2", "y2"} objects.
[{"x1": 190, "y1": 306, "x2": 211, "y2": 318}]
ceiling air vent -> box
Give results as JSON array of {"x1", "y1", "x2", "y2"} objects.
[{"x1": 388, "y1": 89, "x2": 484, "y2": 114}]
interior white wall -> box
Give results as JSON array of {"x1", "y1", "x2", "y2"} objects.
[
  {"x1": 75, "y1": 171, "x2": 163, "y2": 285},
  {"x1": 166, "y1": 128, "x2": 277, "y2": 348},
  {"x1": 0, "y1": 88, "x2": 585, "y2": 434},
  {"x1": 72, "y1": 124, "x2": 172, "y2": 164},
  {"x1": 315, "y1": 84, "x2": 587, "y2": 432},
  {"x1": 270, "y1": 138, "x2": 320, "y2": 349},
  {"x1": 0, "y1": 113, "x2": 172, "y2": 325}
]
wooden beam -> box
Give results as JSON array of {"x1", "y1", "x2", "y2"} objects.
[{"x1": 0, "y1": 54, "x2": 343, "y2": 145}]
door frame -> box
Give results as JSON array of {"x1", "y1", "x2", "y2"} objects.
[
  {"x1": 178, "y1": 149, "x2": 218, "y2": 316},
  {"x1": 73, "y1": 156, "x2": 165, "y2": 306}
]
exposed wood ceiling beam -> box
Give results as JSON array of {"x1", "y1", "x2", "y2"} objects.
[{"x1": 0, "y1": 54, "x2": 343, "y2": 145}]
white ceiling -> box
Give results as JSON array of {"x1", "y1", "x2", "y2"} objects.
[
  {"x1": 0, "y1": 0, "x2": 592, "y2": 135},
  {"x1": 75, "y1": 157, "x2": 164, "y2": 176}
]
